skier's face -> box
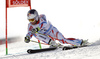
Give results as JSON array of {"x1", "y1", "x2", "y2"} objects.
[{"x1": 30, "y1": 20, "x2": 36, "y2": 25}]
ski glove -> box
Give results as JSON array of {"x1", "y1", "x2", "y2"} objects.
[
  {"x1": 25, "y1": 36, "x2": 30, "y2": 43},
  {"x1": 31, "y1": 27, "x2": 40, "y2": 34}
]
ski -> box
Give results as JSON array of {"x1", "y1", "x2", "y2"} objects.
[
  {"x1": 27, "y1": 45, "x2": 90, "y2": 54},
  {"x1": 27, "y1": 47, "x2": 57, "y2": 54},
  {"x1": 62, "y1": 45, "x2": 88, "y2": 50}
]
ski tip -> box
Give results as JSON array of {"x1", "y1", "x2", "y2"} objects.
[
  {"x1": 27, "y1": 48, "x2": 57, "y2": 54},
  {"x1": 27, "y1": 49, "x2": 33, "y2": 54}
]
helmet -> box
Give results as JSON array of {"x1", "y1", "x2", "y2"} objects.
[{"x1": 27, "y1": 9, "x2": 39, "y2": 22}]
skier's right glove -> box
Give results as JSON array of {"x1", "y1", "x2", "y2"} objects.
[{"x1": 24, "y1": 36, "x2": 30, "y2": 43}]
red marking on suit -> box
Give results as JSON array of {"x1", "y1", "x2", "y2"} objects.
[
  {"x1": 67, "y1": 38, "x2": 76, "y2": 40},
  {"x1": 56, "y1": 32, "x2": 59, "y2": 38},
  {"x1": 41, "y1": 19, "x2": 43, "y2": 22},
  {"x1": 48, "y1": 35, "x2": 54, "y2": 41},
  {"x1": 48, "y1": 35, "x2": 74, "y2": 46},
  {"x1": 62, "y1": 39, "x2": 65, "y2": 44},
  {"x1": 29, "y1": 26, "x2": 33, "y2": 31},
  {"x1": 40, "y1": 23, "x2": 43, "y2": 29},
  {"x1": 52, "y1": 30, "x2": 54, "y2": 34},
  {"x1": 30, "y1": 34, "x2": 33, "y2": 37}
]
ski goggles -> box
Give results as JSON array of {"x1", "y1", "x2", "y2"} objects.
[{"x1": 28, "y1": 19, "x2": 35, "y2": 22}]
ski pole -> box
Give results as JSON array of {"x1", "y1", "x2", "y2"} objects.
[
  {"x1": 38, "y1": 40, "x2": 42, "y2": 49},
  {"x1": 30, "y1": 40, "x2": 48, "y2": 45},
  {"x1": 33, "y1": 34, "x2": 42, "y2": 49}
]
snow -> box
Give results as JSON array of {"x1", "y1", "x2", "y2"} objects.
[
  {"x1": 0, "y1": 0, "x2": 100, "y2": 59},
  {"x1": 0, "y1": 40, "x2": 100, "y2": 59}
]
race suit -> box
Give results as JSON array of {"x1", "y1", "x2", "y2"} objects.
[{"x1": 26, "y1": 14, "x2": 82, "y2": 46}]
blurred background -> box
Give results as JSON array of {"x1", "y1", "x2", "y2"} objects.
[{"x1": 0, "y1": 0, "x2": 100, "y2": 45}]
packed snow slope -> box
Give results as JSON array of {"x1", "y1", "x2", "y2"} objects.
[
  {"x1": 0, "y1": 39, "x2": 100, "y2": 59},
  {"x1": 0, "y1": 0, "x2": 100, "y2": 59}
]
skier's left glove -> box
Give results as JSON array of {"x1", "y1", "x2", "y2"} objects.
[{"x1": 24, "y1": 36, "x2": 30, "y2": 43}]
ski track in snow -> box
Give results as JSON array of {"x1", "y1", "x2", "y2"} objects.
[{"x1": 0, "y1": 39, "x2": 100, "y2": 59}]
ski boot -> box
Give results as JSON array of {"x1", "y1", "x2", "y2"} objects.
[
  {"x1": 81, "y1": 39, "x2": 89, "y2": 46},
  {"x1": 49, "y1": 39, "x2": 62, "y2": 48}
]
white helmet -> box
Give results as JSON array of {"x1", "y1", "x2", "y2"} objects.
[{"x1": 27, "y1": 9, "x2": 39, "y2": 21}]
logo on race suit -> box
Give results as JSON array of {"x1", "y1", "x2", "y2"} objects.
[
  {"x1": 11, "y1": 0, "x2": 29, "y2": 5},
  {"x1": 39, "y1": 35, "x2": 46, "y2": 39}
]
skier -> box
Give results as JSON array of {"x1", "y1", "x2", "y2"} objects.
[{"x1": 24, "y1": 9, "x2": 87, "y2": 47}]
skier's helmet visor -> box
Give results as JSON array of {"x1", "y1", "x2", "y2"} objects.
[{"x1": 28, "y1": 19, "x2": 35, "y2": 22}]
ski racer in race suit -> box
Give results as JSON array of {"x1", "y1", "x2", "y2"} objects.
[{"x1": 24, "y1": 9, "x2": 84, "y2": 47}]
